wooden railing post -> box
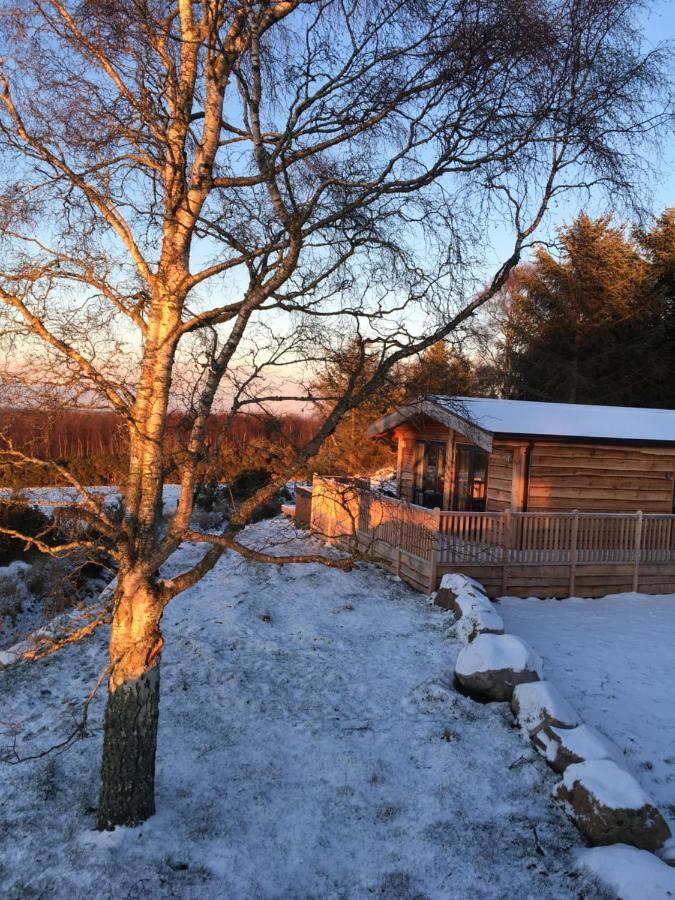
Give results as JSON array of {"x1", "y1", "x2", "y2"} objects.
[
  {"x1": 569, "y1": 510, "x2": 579, "y2": 597},
  {"x1": 428, "y1": 507, "x2": 441, "y2": 592},
  {"x1": 501, "y1": 509, "x2": 511, "y2": 595},
  {"x1": 633, "y1": 510, "x2": 643, "y2": 592}
]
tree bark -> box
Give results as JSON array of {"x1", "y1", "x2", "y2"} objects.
[{"x1": 97, "y1": 577, "x2": 164, "y2": 830}]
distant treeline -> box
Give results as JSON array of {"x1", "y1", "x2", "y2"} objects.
[{"x1": 0, "y1": 408, "x2": 320, "y2": 487}]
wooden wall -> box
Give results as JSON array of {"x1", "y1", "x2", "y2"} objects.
[
  {"x1": 436, "y1": 561, "x2": 675, "y2": 599},
  {"x1": 394, "y1": 419, "x2": 524, "y2": 512},
  {"x1": 526, "y1": 442, "x2": 675, "y2": 513},
  {"x1": 390, "y1": 419, "x2": 675, "y2": 515},
  {"x1": 486, "y1": 446, "x2": 515, "y2": 512}
]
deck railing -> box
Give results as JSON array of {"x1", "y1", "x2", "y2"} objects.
[{"x1": 309, "y1": 476, "x2": 675, "y2": 594}]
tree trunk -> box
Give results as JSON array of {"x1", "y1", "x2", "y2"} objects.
[{"x1": 97, "y1": 577, "x2": 164, "y2": 830}]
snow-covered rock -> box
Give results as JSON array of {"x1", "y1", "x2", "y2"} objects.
[
  {"x1": 543, "y1": 724, "x2": 622, "y2": 773},
  {"x1": 657, "y1": 836, "x2": 675, "y2": 868},
  {"x1": 440, "y1": 572, "x2": 487, "y2": 595},
  {"x1": 576, "y1": 844, "x2": 675, "y2": 900},
  {"x1": 554, "y1": 760, "x2": 672, "y2": 851},
  {"x1": 511, "y1": 680, "x2": 579, "y2": 737},
  {"x1": 454, "y1": 592, "x2": 505, "y2": 642},
  {"x1": 454, "y1": 634, "x2": 543, "y2": 701},
  {"x1": 435, "y1": 572, "x2": 487, "y2": 610}
]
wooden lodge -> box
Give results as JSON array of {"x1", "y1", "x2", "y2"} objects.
[
  {"x1": 368, "y1": 396, "x2": 675, "y2": 516},
  {"x1": 308, "y1": 397, "x2": 675, "y2": 598}
]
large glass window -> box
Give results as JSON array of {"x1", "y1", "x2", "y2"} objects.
[
  {"x1": 414, "y1": 441, "x2": 446, "y2": 508},
  {"x1": 452, "y1": 444, "x2": 489, "y2": 511}
]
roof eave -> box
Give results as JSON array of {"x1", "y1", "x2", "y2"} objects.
[{"x1": 368, "y1": 399, "x2": 494, "y2": 452}]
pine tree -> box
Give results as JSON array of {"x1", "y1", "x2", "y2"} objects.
[
  {"x1": 635, "y1": 208, "x2": 675, "y2": 407},
  {"x1": 504, "y1": 213, "x2": 665, "y2": 406},
  {"x1": 404, "y1": 341, "x2": 479, "y2": 399},
  {"x1": 311, "y1": 338, "x2": 404, "y2": 476}
]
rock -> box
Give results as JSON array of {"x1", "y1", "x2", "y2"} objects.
[
  {"x1": 657, "y1": 836, "x2": 675, "y2": 868},
  {"x1": 543, "y1": 724, "x2": 622, "y2": 773},
  {"x1": 577, "y1": 844, "x2": 675, "y2": 898},
  {"x1": 454, "y1": 592, "x2": 505, "y2": 642},
  {"x1": 554, "y1": 760, "x2": 672, "y2": 851},
  {"x1": 511, "y1": 681, "x2": 579, "y2": 738},
  {"x1": 454, "y1": 634, "x2": 543, "y2": 701},
  {"x1": 435, "y1": 573, "x2": 487, "y2": 610}
]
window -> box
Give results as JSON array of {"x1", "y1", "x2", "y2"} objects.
[
  {"x1": 413, "y1": 441, "x2": 446, "y2": 508},
  {"x1": 452, "y1": 444, "x2": 489, "y2": 511}
]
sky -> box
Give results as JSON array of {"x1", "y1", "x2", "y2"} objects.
[
  {"x1": 482, "y1": 0, "x2": 675, "y2": 270},
  {"x1": 643, "y1": 0, "x2": 675, "y2": 207},
  {"x1": 4, "y1": 0, "x2": 675, "y2": 412}
]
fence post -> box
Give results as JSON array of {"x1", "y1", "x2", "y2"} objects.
[
  {"x1": 633, "y1": 510, "x2": 643, "y2": 592},
  {"x1": 428, "y1": 507, "x2": 441, "y2": 592},
  {"x1": 568, "y1": 510, "x2": 579, "y2": 597},
  {"x1": 501, "y1": 509, "x2": 511, "y2": 595}
]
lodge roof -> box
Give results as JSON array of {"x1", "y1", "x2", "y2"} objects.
[{"x1": 368, "y1": 396, "x2": 675, "y2": 449}]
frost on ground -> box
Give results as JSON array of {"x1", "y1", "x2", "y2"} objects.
[
  {"x1": 499, "y1": 592, "x2": 675, "y2": 832},
  {"x1": 1, "y1": 519, "x2": 606, "y2": 900}
]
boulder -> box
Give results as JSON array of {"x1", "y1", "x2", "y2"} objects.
[
  {"x1": 543, "y1": 724, "x2": 622, "y2": 773},
  {"x1": 577, "y1": 845, "x2": 675, "y2": 897},
  {"x1": 454, "y1": 592, "x2": 505, "y2": 642},
  {"x1": 511, "y1": 681, "x2": 579, "y2": 738},
  {"x1": 554, "y1": 760, "x2": 672, "y2": 851},
  {"x1": 454, "y1": 634, "x2": 543, "y2": 701},
  {"x1": 435, "y1": 572, "x2": 487, "y2": 610},
  {"x1": 657, "y1": 837, "x2": 675, "y2": 868}
]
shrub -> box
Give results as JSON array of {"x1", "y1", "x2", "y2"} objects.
[
  {"x1": 0, "y1": 495, "x2": 51, "y2": 566},
  {"x1": 0, "y1": 561, "x2": 31, "y2": 624}
]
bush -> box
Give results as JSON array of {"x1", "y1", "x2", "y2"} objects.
[
  {"x1": 25, "y1": 555, "x2": 85, "y2": 615},
  {"x1": 229, "y1": 468, "x2": 271, "y2": 501},
  {"x1": 0, "y1": 561, "x2": 31, "y2": 624},
  {"x1": 0, "y1": 495, "x2": 51, "y2": 566},
  {"x1": 193, "y1": 480, "x2": 229, "y2": 513}
]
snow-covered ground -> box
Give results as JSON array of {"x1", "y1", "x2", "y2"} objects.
[
  {"x1": 499, "y1": 592, "x2": 675, "y2": 833},
  {"x1": 1, "y1": 518, "x2": 607, "y2": 899}
]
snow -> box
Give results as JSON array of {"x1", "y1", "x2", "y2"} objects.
[
  {"x1": 0, "y1": 517, "x2": 607, "y2": 899},
  {"x1": 560, "y1": 760, "x2": 655, "y2": 811},
  {"x1": 439, "y1": 571, "x2": 488, "y2": 596},
  {"x1": 546, "y1": 725, "x2": 622, "y2": 768},
  {"x1": 499, "y1": 592, "x2": 675, "y2": 825},
  {"x1": 576, "y1": 844, "x2": 675, "y2": 900},
  {"x1": 431, "y1": 395, "x2": 675, "y2": 442},
  {"x1": 440, "y1": 572, "x2": 487, "y2": 599},
  {"x1": 454, "y1": 592, "x2": 504, "y2": 642},
  {"x1": 455, "y1": 633, "x2": 543, "y2": 677},
  {"x1": 512, "y1": 681, "x2": 579, "y2": 734}
]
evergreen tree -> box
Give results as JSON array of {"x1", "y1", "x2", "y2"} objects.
[
  {"x1": 504, "y1": 214, "x2": 666, "y2": 406},
  {"x1": 635, "y1": 208, "x2": 675, "y2": 407},
  {"x1": 311, "y1": 338, "x2": 404, "y2": 476},
  {"x1": 404, "y1": 341, "x2": 480, "y2": 399}
]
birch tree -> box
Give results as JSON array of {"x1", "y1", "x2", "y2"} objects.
[{"x1": 0, "y1": 0, "x2": 671, "y2": 828}]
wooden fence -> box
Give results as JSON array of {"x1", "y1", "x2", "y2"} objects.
[{"x1": 309, "y1": 476, "x2": 675, "y2": 597}]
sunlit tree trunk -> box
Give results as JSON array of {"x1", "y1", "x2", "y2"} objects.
[{"x1": 97, "y1": 573, "x2": 165, "y2": 829}]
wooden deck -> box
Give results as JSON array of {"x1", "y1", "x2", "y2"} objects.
[{"x1": 309, "y1": 476, "x2": 675, "y2": 597}]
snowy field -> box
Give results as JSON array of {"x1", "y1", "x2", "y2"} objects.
[
  {"x1": 499, "y1": 592, "x2": 675, "y2": 834},
  {"x1": 0, "y1": 518, "x2": 608, "y2": 899}
]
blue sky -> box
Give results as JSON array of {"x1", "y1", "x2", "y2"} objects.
[{"x1": 643, "y1": 0, "x2": 675, "y2": 209}]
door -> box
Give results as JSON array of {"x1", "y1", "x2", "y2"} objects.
[
  {"x1": 413, "y1": 441, "x2": 446, "y2": 508},
  {"x1": 452, "y1": 444, "x2": 489, "y2": 511}
]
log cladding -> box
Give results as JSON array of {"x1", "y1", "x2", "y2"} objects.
[
  {"x1": 526, "y1": 442, "x2": 675, "y2": 513},
  {"x1": 486, "y1": 445, "x2": 515, "y2": 512}
]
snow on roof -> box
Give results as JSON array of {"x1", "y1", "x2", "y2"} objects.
[{"x1": 427, "y1": 396, "x2": 675, "y2": 443}]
